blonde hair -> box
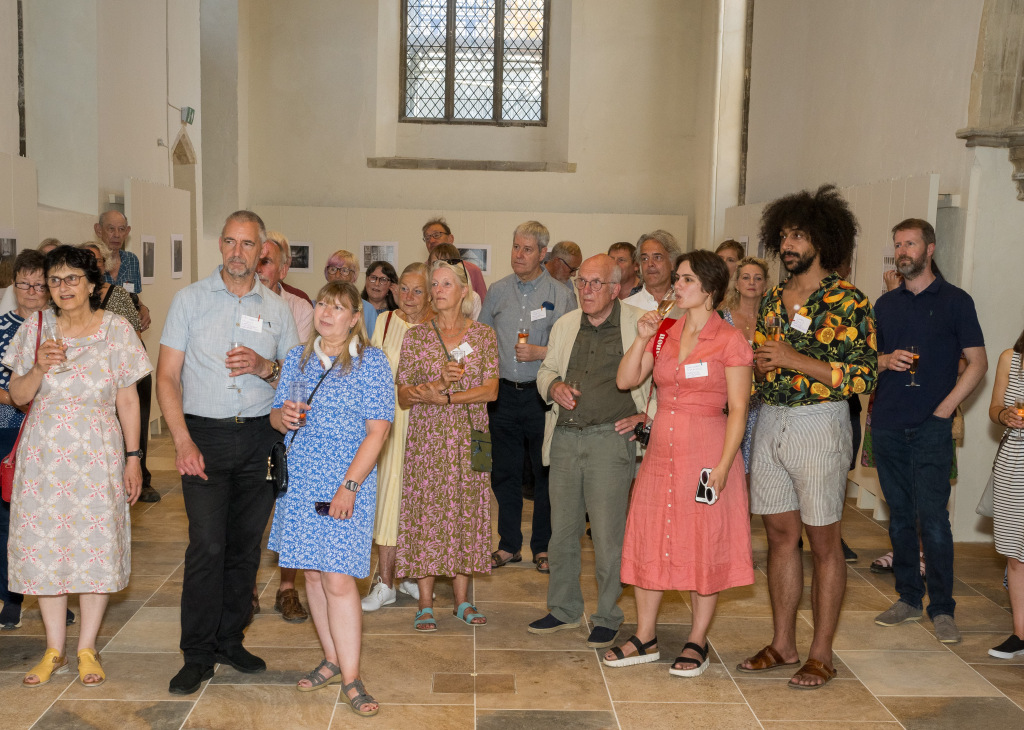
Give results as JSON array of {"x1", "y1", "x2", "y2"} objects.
[
  {"x1": 430, "y1": 259, "x2": 474, "y2": 318},
  {"x1": 722, "y1": 256, "x2": 770, "y2": 312},
  {"x1": 299, "y1": 282, "x2": 370, "y2": 374}
]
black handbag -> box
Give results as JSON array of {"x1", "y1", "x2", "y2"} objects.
[{"x1": 266, "y1": 356, "x2": 338, "y2": 497}]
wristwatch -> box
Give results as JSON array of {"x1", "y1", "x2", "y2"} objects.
[
  {"x1": 343, "y1": 479, "x2": 361, "y2": 493},
  {"x1": 263, "y1": 360, "x2": 281, "y2": 382},
  {"x1": 125, "y1": 449, "x2": 144, "y2": 459}
]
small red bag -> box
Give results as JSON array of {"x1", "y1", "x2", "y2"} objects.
[{"x1": 1, "y1": 312, "x2": 43, "y2": 502}]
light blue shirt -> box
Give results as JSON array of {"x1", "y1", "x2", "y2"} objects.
[
  {"x1": 478, "y1": 268, "x2": 577, "y2": 381},
  {"x1": 160, "y1": 266, "x2": 300, "y2": 418},
  {"x1": 363, "y1": 300, "x2": 378, "y2": 338}
]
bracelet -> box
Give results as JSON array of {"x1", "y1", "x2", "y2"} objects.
[{"x1": 998, "y1": 407, "x2": 1010, "y2": 425}]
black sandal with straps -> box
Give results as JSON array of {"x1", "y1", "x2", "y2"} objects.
[
  {"x1": 602, "y1": 635, "x2": 660, "y2": 667},
  {"x1": 669, "y1": 641, "x2": 710, "y2": 677}
]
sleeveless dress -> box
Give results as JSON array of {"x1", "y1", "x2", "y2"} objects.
[
  {"x1": 620, "y1": 313, "x2": 755, "y2": 594},
  {"x1": 993, "y1": 351, "x2": 1024, "y2": 562}
]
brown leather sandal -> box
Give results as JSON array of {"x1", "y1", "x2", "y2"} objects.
[
  {"x1": 788, "y1": 658, "x2": 837, "y2": 690},
  {"x1": 736, "y1": 644, "x2": 800, "y2": 673}
]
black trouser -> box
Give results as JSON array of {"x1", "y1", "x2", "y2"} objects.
[
  {"x1": 138, "y1": 373, "x2": 153, "y2": 488},
  {"x1": 488, "y1": 380, "x2": 550, "y2": 556},
  {"x1": 179, "y1": 415, "x2": 279, "y2": 665}
]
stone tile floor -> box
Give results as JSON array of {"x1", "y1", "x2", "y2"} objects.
[{"x1": 1, "y1": 434, "x2": 1020, "y2": 728}]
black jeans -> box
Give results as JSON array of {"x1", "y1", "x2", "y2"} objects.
[
  {"x1": 179, "y1": 416, "x2": 279, "y2": 664},
  {"x1": 488, "y1": 381, "x2": 550, "y2": 556}
]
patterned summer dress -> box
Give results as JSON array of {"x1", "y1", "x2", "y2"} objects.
[
  {"x1": 3, "y1": 311, "x2": 151, "y2": 595},
  {"x1": 394, "y1": 320, "x2": 499, "y2": 578}
]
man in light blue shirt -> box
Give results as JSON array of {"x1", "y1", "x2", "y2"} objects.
[
  {"x1": 479, "y1": 221, "x2": 577, "y2": 574},
  {"x1": 157, "y1": 211, "x2": 298, "y2": 695}
]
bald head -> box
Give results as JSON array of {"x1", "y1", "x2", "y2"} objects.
[{"x1": 577, "y1": 254, "x2": 621, "y2": 321}]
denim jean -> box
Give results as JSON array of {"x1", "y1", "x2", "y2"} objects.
[{"x1": 872, "y1": 415, "x2": 956, "y2": 618}]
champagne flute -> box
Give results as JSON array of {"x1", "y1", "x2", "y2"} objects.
[
  {"x1": 1014, "y1": 395, "x2": 1024, "y2": 439},
  {"x1": 450, "y1": 348, "x2": 466, "y2": 391},
  {"x1": 656, "y1": 290, "x2": 676, "y2": 318},
  {"x1": 906, "y1": 345, "x2": 920, "y2": 387},
  {"x1": 287, "y1": 380, "x2": 308, "y2": 427},
  {"x1": 564, "y1": 380, "x2": 581, "y2": 426},
  {"x1": 42, "y1": 320, "x2": 70, "y2": 373},
  {"x1": 227, "y1": 340, "x2": 242, "y2": 390},
  {"x1": 515, "y1": 328, "x2": 529, "y2": 363},
  {"x1": 765, "y1": 313, "x2": 782, "y2": 374}
]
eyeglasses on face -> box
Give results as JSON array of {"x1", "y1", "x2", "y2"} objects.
[
  {"x1": 423, "y1": 231, "x2": 448, "y2": 242},
  {"x1": 47, "y1": 274, "x2": 84, "y2": 288},
  {"x1": 366, "y1": 274, "x2": 392, "y2": 285},
  {"x1": 326, "y1": 265, "x2": 355, "y2": 277},
  {"x1": 15, "y1": 282, "x2": 47, "y2": 293},
  {"x1": 558, "y1": 258, "x2": 580, "y2": 276},
  {"x1": 574, "y1": 278, "x2": 610, "y2": 291}
]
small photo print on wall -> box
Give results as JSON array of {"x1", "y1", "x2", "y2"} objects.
[
  {"x1": 289, "y1": 242, "x2": 312, "y2": 272},
  {"x1": 171, "y1": 234, "x2": 184, "y2": 279},
  {"x1": 458, "y1": 245, "x2": 490, "y2": 275},
  {"x1": 0, "y1": 232, "x2": 17, "y2": 277},
  {"x1": 142, "y1": 235, "x2": 156, "y2": 284},
  {"x1": 361, "y1": 242, "x2": 398, "y2": 271}
]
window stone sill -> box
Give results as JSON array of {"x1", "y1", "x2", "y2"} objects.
[{"x1": 366, "y1": 157, "x2": 576, "y2": 173}]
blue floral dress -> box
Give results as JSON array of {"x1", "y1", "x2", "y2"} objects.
[{"x1": 267, "y1": 345, "x2": 395, "y2": 578}]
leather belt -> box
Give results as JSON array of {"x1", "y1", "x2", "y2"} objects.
[
  {"x1": 499, "y1": 378, "x2": 536, "y2": 390},
  {"x1": 185, "y1": 414, "x2": 270, "y2": 424}
]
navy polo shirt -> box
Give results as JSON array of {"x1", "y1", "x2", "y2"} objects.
[{"x1": 872, "y1": 277, "x2": 984, "y2": 430}]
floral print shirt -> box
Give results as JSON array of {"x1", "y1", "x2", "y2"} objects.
[{"x1": 755, "y1": 272, "x2": 877, "y2": 406}]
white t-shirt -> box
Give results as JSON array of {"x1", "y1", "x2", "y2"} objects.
[{"x1": 623, "y1": 286, "x2": 658, "y2": 312}]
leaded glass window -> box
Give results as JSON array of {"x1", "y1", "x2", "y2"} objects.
[{"x1": 402, "y1": 0, "x2": 548, "y2": 124}]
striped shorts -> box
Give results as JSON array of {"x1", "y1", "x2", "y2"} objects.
[{"x1": 749, "y1": 400, "x2": 852, "y2": 526}]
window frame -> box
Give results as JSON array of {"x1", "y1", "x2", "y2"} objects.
[{"x1": 399, "y1": 0, "x2": 551, "y2": 127}]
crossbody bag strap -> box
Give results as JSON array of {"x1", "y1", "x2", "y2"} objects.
[{"x1": 382, "y1": 310, "x2": 394, "y2": 342}]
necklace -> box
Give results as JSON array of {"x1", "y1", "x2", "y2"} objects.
[{"x1": 58, "y1": 309, "x2": 98, "y2": 340}]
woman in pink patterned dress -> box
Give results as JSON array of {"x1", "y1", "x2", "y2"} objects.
[
  {"x1": 5, "y1": 246, "x2": 150, "y2": 688},
  {"x1": 395, "y1": 260, "x2": 498, "y2": 632}
]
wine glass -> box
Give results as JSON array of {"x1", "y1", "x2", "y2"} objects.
[
  {"x1": 42, "y1": 320, "x2": 70, "y2": 373},
  {"x1": 656, "y1": 290, "x2": 676, "y2": 318},
  {"x1": 227, "y1": 340, "x2": 242, "y2": 390},
  {"x1": 564, "y1": 380, "x2": 581, "y2": 426},
  {"x1": 906, "y1": 345, "x2": 920, "y2": 387},
  {"x1": 1014, "y1": 395, "x2": 1024, "y2": 439},
  {"x1": 450, "y1": 348, "x2": 466, "y2": 391},
  {"x1": 765, "y1": 314, "x2": 782, "y2": 374},
  {"x1": 514, "y1": 327, "x2": 529, "y2": 363}
]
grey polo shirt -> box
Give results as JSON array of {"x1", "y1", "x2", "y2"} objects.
[
  {"x1": 479, "y1": 268, "x2": 578, "y2": 382},
  {"x1": 160, "y1": 266, "x2": 299, "y2": 418}
]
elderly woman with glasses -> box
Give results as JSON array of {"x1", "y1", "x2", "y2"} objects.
[
  {"x1": 324, "y1": 249, "x2": 378, "y2": 337},
  {"x1": 4, "y1": 245, "x2": 151, "y2": 688}
]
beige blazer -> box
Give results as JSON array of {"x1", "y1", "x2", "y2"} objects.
[{"x1": 536, "y1": 302, "x2": 656, "y2": 465}]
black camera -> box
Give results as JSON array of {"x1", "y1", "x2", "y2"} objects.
[{"x1": 633, "y1": 420, "x2": 651, "y2": 446}]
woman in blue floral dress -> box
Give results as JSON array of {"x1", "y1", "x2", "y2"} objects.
[{"x1": 268, "y1": 282, "x2": 394, "y2": 716}]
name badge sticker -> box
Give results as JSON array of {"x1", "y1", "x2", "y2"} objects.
[
  {"x1": 684, "y1": 361, "x2": 709, "y2": 379},
  {"x1": 458, "y1": 342, "x2": 474, "y2": 358},
  {"x1": 122, "y1": 283, "x2": 135, "y2": 293},
  {"x1": 791, "y1": 313, "x2": 812, "y2": 334},
  {"x1": 530, "y1": 307, "x2": 546, "y2": 321},
  {"x1": 239, "y1": 314, "x2": 264, "y2": 333}
]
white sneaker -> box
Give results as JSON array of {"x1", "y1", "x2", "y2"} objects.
[
  {"x1": 398, "y1": 580, "x2": 421, "y2": 600},
  {"x1": 361, "y1": 578, "x2": 397, "y2": 612}
]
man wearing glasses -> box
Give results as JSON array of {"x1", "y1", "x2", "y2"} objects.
[
  {"x1": 543, "y1": 241, "x2": 583, "y2": 294},
  {"x1": 421, "y1": 218, "x2": 487, "y2": 301},
  {"x1": 479, "y1": 221, "x2": 577, "y2": 574},
  {"x1": 529, "y1": 254, "x2": 650, "y2": 647}
]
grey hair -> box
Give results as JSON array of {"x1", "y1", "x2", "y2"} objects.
[
  {"x1": 422, "y1": 216, "x2": 451, "y2": 237},
  {"x1": 265, "y1": 230, "x2": 291, "y2": 265},
  {"x1": 633, "y1": 229, "x2": 681, "y2": 266},
  {"x1": 97, "y1": 210, "x2": 127, "y2": 227},
  {"x1": 550, "y1": 240, "x2": 581, "y2": 263},
  {"x1": 513, "y1": 221, "x2": 550, "y2": 250},
  {"x1": 79, "y1": 239, "x2": 113, "y2": 264},
  {"x1": 222, "y1": 210, "x2": 267, "y2": 244}
]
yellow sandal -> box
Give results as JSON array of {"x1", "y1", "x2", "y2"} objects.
[
  {"x1": 77, "y1": 648, "x2": 105, "y2": 687},
  {"x1": 23, "y1": 647, "x2": 69, "y2": 687}
]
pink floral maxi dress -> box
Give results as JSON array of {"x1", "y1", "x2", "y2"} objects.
[
  {"x1": 2, "y1": 312, "x2": 152, "y2": 595},
  {"x1": 394, "y1": 321, "x2": 498, "y2": 578}
]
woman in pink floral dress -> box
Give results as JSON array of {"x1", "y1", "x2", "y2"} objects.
[{"x1": 395, "y1": 260, "x2": 498, "y2": 632}]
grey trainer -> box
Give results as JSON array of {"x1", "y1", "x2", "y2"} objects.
[
  {"x1": 874, "y1": 601, "x2": 923, "y2": 626},
  {"x1": 933, "y1": 614, "x2": 962, "y2": 644}
]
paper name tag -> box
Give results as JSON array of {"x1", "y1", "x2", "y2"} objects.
[
  {"x1": 239, "y1": 314, "x2": 263, "y2": 333},
  {"x1": 684, "y1": 361, "x2": 709, "y2": 378},
  {"x1": 122, "y1": 283, "x2": 135, "y2": 293},
  {"x1": 457, "y1": 342, "x2": 474, "y2": 358},
  {"x1": 530, "y1": 307, "x2": 546, "y2": 321},
  {"x1": 791, "y1": 313, "x2": 812, "y2": 334}
]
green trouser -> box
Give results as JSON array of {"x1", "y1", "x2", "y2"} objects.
[{"x1": 547, "y1": 423, "x2": 635, "y2": 629}]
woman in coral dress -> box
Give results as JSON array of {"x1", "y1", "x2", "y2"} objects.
[{"x1": 608, "y1": 250, "x2": 754, "y2": 677}]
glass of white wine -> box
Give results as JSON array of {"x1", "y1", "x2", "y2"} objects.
[
  {"x1": 564, "y1": 380, "x2": 581, "y2": 426},
  {"x1": 656, "y1": 290, "x2": 676, "y2": 319},
  {"x1": 906, "y1": 345, "x2": 920, "y2": 387}
]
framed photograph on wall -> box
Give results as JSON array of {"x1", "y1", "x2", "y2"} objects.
[
  {"x1": 457, "y1": 244, "x2": 491, "y2": 275},
  {"x1": 142, "y1": 235, "x2": 156, "y2": 284},
  {"x1": 289, "y1": 242, "x2": 312, "y2": 272},
  {"x1": 0, "y1": 230, "x2": 17, "y2": 272},
  {"x1": 171, "y1": 234, "x2": 184, "y2": 279},
  {"x1": 360, "y1": 241, "x2": 398, "y2": 271}
]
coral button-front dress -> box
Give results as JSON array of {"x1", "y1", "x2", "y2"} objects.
[{"x1": 620, "y1": 313, "x2": 755, "y2": 594}]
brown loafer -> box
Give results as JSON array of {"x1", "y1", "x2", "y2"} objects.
[{"x1": 274, "y1": 588, "x2": 309, "y2": 623}]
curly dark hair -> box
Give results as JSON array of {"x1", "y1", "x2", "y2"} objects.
[
  {"x1": 759, "y1": 184, "x2": 858, "y2": 272},
  {"x1": 675, "y1": 249, "x2": 731, "y2": 309},
  {"x1": 45, "y1": 245, "x2": 104, "y2": 312}
]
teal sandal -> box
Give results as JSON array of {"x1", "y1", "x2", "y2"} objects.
[
  {"x1": 453, "y1": 602, "x2": 487, "y2": 625},
  {"x1": 297, "y1": 659, "x2": 342, "y2": 692},
  {"x1": 414, "y1": 607, "x2": 437, "y2": 632}
]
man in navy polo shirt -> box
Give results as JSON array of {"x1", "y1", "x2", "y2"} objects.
[{"x1": 871, "y1": 218, "x2": 987, "y2": 644}]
